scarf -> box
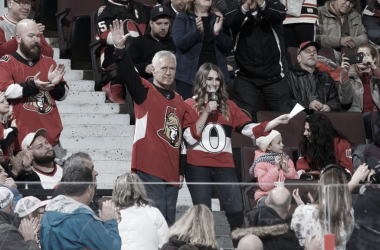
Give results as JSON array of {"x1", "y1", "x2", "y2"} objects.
[{"x1": 249, "y1": 152, "x2": 289, "y2": 177}]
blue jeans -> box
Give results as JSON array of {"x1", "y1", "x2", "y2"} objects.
[
  {"x1": 185, "y1": 165, "x2": 243, "y2": 213},
  {"x1": 136, "y1": 171, "x2": 179, "y2": 226}
]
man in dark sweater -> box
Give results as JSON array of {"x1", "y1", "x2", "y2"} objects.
[{"x1": 127, "y1": 6, "x2": 176, "y2": 80}]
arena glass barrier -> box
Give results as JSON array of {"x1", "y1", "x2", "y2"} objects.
[{"x1": 3, "y1": 181, "x2": 378, "y2": 250}]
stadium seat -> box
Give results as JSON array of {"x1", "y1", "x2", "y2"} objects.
[
  {"x1": 257, "y1": 111, "x2": 306, "y2": 150},
  {"x1": 316, "y1": 111, "x2": 366, "y2": 147},
  {"x1": 35, "y1": 0, "x2": 58, "y2": 31},
  {"x1": 56, "y1": 0, "x2": 105, "y2": 58}
]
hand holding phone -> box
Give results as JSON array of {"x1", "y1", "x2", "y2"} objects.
[{"x1": 346, "y1": 52, "x2": 364, "y2": 65}]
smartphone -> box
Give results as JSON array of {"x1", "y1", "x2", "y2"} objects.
[{"x1": 346, "y1": 52, "x2": 364, "y2": 64}]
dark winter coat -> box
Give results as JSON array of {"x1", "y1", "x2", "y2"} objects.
[
  {"x1": 232, "y1": 206, "x2": 302, "y2": 250},
  {"x1": 161, "y1": 237, "x2": 217, "y2": 250},
  {"x1": 0, "y1": 210, "x2": 40, "y2": 250},
  {"x1": 287, "y1": 63, "x2": 341, "y2": 114}
]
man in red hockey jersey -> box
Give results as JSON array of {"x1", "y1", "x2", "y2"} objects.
[
  {"x1": 0, "y1": 19, "x2": 67, "y2": 152},
  {"x1": 0, "y1": 0, "x2": 54, "y2": 57}
]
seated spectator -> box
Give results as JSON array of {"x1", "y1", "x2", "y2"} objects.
[
  {"x1": 340, "y1": 43, "x2": 380, "y2": 139},
  {"x1": 249, "y1": 130, "x2": 298, "y2": 207},
  {"x1": 0, "y1": 19, "x2": 67, "y2": 153},
  {"x1": 297, "y1": 113, "x2": 353, "y2": 175},
  {"x1": 52, "y1": 152, "x2": 100, "y2": 212},
  {"x1": 97, "y1": 0, "x2": 152, "y2": 103},
  {"x1": 362, "y1": 0, "x2": 380, "y2": 47},
  {"x1": 14, "y1": 196, "x2": 50, "y2": 220},
  {"x1": 317, "y1": 0, "x2": 368, "y2": 62},
  {"x1": 0, "y1": 0, "x2": 53, "y2": 57},
  {"x1": 112, "y1": 172, "x2": 168, "y2": 249},
  {"x1": 172, "y1": 0, "x2": 233, "y2": 100},
  {"x1": 161, "y1": 204, "x2": 217, "y2": 250},
  {"x1": 291, "y1": 165, "x2": 354, "y2": 249},
  {"x1": 288, "y1": 41, "x2": 342, "y2": 114},
  {"x1": 237, "y1": 234, "x2": 263, "y2": 250},
  {"x1": 21, "y1": 129, "x2": 63, "y2": 189},
  {"x1": 0, "y1": 92, "x2": 17, "y2": 159},
  {"x1": 0, "y1": 164, "x2": 22, "y2": 207},
  {"x1": 346, "y1": 163, "x2": 380, "y2": 250},
  {"x1": 40, "y1": 165, "x2": 121, "y2": 249},
  {"x1": 365, "y1": 130, "x2": 380, "y2": 160},
  {"x1": 128, "y1": 6, "x2": 176, "y2": 80},
  {"x1": 232, "y1": 187, "x2": 302, "y2": 250},
  {"x1": 0, "y1": 187, "x2": 40, "y2": 250}
]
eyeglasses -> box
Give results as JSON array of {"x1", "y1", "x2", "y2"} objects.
[
  {"x1": 12, "y1": 0, "x2": 33, "y2": 8},
  {"x1": 303, "y1": 49, "x2": 317, "y2": 54}
]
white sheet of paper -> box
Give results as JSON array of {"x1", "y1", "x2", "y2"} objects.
[{"x1": 288, "y1": 103, "x2": 305, "y2": 119}]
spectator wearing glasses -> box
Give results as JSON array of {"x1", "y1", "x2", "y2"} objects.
[
  {"x1": 317, "y1": 0, "x2": 368, "y2": 63},
  {"x1": 0, "y1": 0, "x2": 54, "y2": 57},
  {"x1": 287, "y1": 41, "x2": 341, "y2": 115}
]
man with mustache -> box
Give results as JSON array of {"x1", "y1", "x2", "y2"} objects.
[
  {"x1": 287, "y1": 41, "x2": 341, "y2": 115},
  {"x1": 20, "y1": 128, "x2": 63, "y2": 190},
  {"x1": 0, "y1": 0, "x2": 53, "y2": 57},
  {"x1": 0, "y1": 19, "x2": 67, "y2": 153}
]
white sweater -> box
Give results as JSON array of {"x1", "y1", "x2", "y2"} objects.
[{"x1": 118, "y1": 204, "x2": 169, "y2": 250}]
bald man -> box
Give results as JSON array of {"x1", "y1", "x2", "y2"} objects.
[
  {"x1": 237, "y1": 234, "x2": 263, "y2": 250},
  {"x1": 0, "y1": 0, "x2": 53, "y2": 57},
  {"x1": 232, "y1": 187, "x2": 302, "y2": 250},
  {"x1": 0, "y1": 19, "x2": 68, "y2": 152}
]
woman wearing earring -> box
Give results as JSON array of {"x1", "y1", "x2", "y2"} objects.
[{"x1": 182, "y1": 63, "x2": 290, "y2": 232}]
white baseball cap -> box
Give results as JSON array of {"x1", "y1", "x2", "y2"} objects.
[{"x1": 21, "y1": 128, "x2": 47, "y2": 151}]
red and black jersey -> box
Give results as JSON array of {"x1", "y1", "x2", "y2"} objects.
[
  {"x1": 0, "y1": 14, "x2": 54, "y2": 58},
  {"x1": 0, "y1": 52, "x2": 68, "y2": 151},
  {"x1": 183, "y1": 98, "x2": 268, "y2": 168},
  {"x1": 96, "y1": 0, "x2": 152, "y2": 68}
]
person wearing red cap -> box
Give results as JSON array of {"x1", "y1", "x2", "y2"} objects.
[{"x1": 287, "y1": 41, "x2": 341, "y2": 114}]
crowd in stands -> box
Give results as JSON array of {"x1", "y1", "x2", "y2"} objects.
[{"x1": 0, "y1": 0, "x2": 379, "y2": 249}]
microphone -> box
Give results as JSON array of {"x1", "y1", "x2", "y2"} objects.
[{"x1": 208, "y1": 87, "x2": 218, "y2": 118}]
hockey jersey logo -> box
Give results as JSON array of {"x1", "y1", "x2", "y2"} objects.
[
  {"x1": 157, "y1": 107, "x2": 182, "y2": 148},
  {"x1": 0, "y1": 55, "x2": 10, "y2": 62},
  {"x1": 24, "y1": 90, "x2": 53, "y2": 114}
]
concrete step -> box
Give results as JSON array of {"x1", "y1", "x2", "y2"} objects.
[
  {"x1": 60, "y1": 136, "x2": 133, "y2": 150},
  {"x1": 65, "y1": 148, "x2": 131, "y2": 161},
  {"x1": 60, "y1": 113, "x2": 130, "y2": 125},
  {"x1": 64, "y1": 70, "x2": 84, "y2": 81},
  {"x1": 67, "y1": 80, "x2": 94, "y2": 92},
  {"x1": 55, "y1": 58, "x2": 71, "y2": 69},
  {"x1": 61, "y1": 124, "x2": 134, "y2": 137},
  {"x1": 53, "y1": 48, "x2": 59, "y2": 59},
  {"x1": 46, "y1": 37, "x2": 59, "y2": 48},
  {"x1": 57, "y1": 103, "x2": 128, "y2": 114},
  {"x1": 64, "y1": 91, "x2": 105, "y2": 104},
  {"x1": 93, "y1": 161, "x2": 131, "y2": 174}
]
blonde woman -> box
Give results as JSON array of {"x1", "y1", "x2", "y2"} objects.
[
  {"x1": 291, "y1": 165, "x2": 354, "y2": 249},
  {"x1": 171, "y1": 0, "x2": 233, "y2": 100},
  {"x1": 112, "y1": 173, "x2": 169, "y2": 250},
  {"x1": 161, "y1": 204, "x2": 218, "y2": 250}
]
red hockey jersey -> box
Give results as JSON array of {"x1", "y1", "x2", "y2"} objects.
[
  {"x1": 0, "y1": 54, "x2": 66, "y2": 151},
  {"x1": 131, "y1": 79, "x2": 199, "y2": 185},
  {"x1": 183, "y1": 98, "x2": 268, "y2": 168}
]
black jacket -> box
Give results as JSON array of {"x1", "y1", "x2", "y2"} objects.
[
  {"x1": 232, "y1": 207, "x2": 302, "y2": 250},
  {"x1": 362, "y1": 2, "x2": 380, "y2": 46},
  {"x1": 347, "y1": 186, "x2": 380, "y2": 250},
  {"x1": 0, "y1": 211, "x2": 40, "y2": 250},
  {"x1": 224, "y1": 0, "x2": 288, "y2": 85},
  {"x1": 287, "y1": 63, "x2": 341, "y2": 114},
  {"x1": 161, "y1": 237, "x2": 217, "y2": 250},
  {"x1": 127, "y1": 33, "x2": 176, "y2": 79}
]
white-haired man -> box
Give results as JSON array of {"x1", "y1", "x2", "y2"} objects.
[{"x1": 111, "y1": 19, "x2": 209, "y2": 226}]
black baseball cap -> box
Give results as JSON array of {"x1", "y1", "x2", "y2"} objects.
[{"x1": 150, "y1": 6, "x2": 171, "y2": 20}]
